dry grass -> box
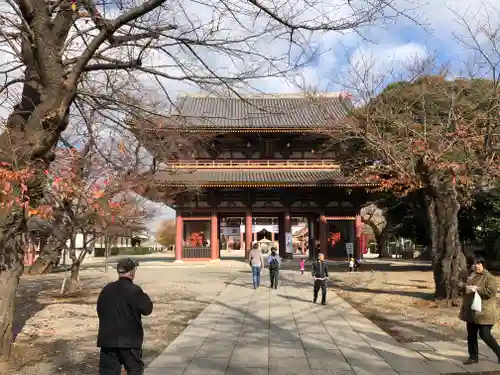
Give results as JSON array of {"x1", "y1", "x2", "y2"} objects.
[
  {"x1": 329, "y1": 269, "x2": 500, "y2": 343},
  {"x1": 4, "y1": 267, "x2": 234, "y2": 375}
]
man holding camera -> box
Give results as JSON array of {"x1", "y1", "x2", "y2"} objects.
[{"x1": 97, "y1": 258, "x2": 153, "y2": 375}]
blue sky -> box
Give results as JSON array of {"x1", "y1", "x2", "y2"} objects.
[
  {"x1": 278, "y1": 1, "x2": 497, "y2": 92},
  {"x1": 146, "y1": 0, "x2": 500, "y2": 231}
]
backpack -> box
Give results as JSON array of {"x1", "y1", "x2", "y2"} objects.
[{"x1": 269, "y1": 257, "x2": 279, "y2": 270}]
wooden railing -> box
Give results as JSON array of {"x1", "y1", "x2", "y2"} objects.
[
  {"x1": 182, "y1": 246, "x2": 211, "y2": 259},
  {"x1": 166, "y1": 159, "x2": 340, "y2": 169}
]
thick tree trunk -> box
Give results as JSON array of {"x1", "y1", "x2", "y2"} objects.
[
  {"x1": 64, "y1": 246, "x2": 81, "y2": 294},
  {"x1": 422, "y1": 168, "x2": 466, "y2": 303},
  {"x1": 0, "y1": 261, "x2": 24, "y2": 363},
  {"x1": 366, "y1": 219, "x2": 392, "y2": 258},
  {"x1": 377, "y1": 230, "x2": 390, "y2": 258},
  {"x1": 29, "y1": 250, "x2": 60, "y2": 275},
  {"x1": 0, "y1": 212, "x2": 26, "y2": 362},
  {"x1": 64, "y1": 262, "x2": 81, "y2": 294}
]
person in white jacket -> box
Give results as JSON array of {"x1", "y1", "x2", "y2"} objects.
[{"x1": 248, "y1": 243, "x2": 264, "y2": 289}]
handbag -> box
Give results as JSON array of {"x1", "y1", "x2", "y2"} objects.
[{"x1": 471, "y1": 291, "x2": 482, "y2": 312}]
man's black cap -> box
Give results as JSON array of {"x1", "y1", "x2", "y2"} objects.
[{"x1": 117, "y1": 258, "x2": 139, "y2": 273}]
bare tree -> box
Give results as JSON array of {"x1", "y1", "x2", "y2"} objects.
[{"x1": 0, "y1": 0, "x2": 419, "y2": 360}]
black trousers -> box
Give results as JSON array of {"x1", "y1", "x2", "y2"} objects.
[
  {"x1": 467, "y1": 323, "x2": 500, "y2": 360},
  {"x1": 99, "y1": 347, "x2": 144, "y2": 375},
  {"x1": 313, "y1": 279, "x2": 327, "y2": 303},
  {"x1": 270, "y1": 269, "x2": 279, "y2": 289}
]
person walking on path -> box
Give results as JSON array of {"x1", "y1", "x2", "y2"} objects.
[
  {"x1": 268, "y1": 248, "x2": 281, "y2": 289},
  {"x1": 459, "y1": 256, "x2": 500, "y2": 365},
  {"x1": 97, "y1": 258, "x2": 153, "y2": 375},
  {"x1": 299, "y1": 258, "x2": 305, "y2": 275},
  {"x1": 348, "y1": 258, "x2": 355, "y2": 272},
  {"x1": 312, "y1": 253, "x2": 328, "y2": 305},
  {"x1": 249, "y1": 243, "x2": 264, "y2": 289}
]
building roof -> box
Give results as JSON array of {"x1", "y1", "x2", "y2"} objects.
[
  {"x1": 167, "y1": 94, "x2": 352, "y2": 131},
  {"x1": 153, "y1": 168, "x2": 373, "y2": 188}
]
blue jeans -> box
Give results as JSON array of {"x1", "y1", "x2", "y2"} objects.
[{"x1": 252, "y1": 266, "x2": 261, "y2": 288}]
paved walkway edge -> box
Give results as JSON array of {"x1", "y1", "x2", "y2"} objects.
[{"x1": 145, "y1": 272, "x2": 500, "y2": 375}]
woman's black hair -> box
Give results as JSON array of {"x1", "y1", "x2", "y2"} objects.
[{"x1": 474, "y1": 255, "x2": 486, "y2": 265}]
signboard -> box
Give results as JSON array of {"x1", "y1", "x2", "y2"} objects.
[
  {"x1": 346, "y1": 242, "x2": 354, "y2": 255},
  {"x1": 221, "y1": 226, "x2": 240, "y2": 236},
  {"x1": 285, "y1": 232, "x2": 293, "y2": 253},
  {"x1": 221, "y1": 226, "x2": 241, "y2": 250}
]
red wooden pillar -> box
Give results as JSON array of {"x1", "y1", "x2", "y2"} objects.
[
  {"x1": 355, "y1": 214, "x2": 362, "y2": 259},
  {"x1": 245, "y1": 212, "x2": 252, "y2": 258},
  {"x1": 175, "y1": 214, "x2": 183, "y2": 262},
  {"x1": 319, "y1": 214, "x2": 327, "y2": 258},
  {"x1": 278, "y1": 213, "x2": 285, "y2": 258},
  {"x1": 240, "y1": 230, "x2": 244, "y2": 250},
  {"x1": 210, "y1": 213, "x2": 219, "y2": 260}
]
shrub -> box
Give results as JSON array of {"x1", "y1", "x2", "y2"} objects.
[{"x1": 94, "y1": 246, "x2": 155, "y2": 256}]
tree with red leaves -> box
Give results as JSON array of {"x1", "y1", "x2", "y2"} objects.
[
  {"x1": 330, "y1": 75, "x2": 500, "y2": 303},
  {"x1": 26, "y1": 145, "x2": 150, "y2": 294},
  {"x1": 325, "y1": 3, "x2": 500, "y2": 303}
]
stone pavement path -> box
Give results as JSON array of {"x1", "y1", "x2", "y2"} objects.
[{"x1": 145, "y1": 271, "x2": 500, "y2": 375}]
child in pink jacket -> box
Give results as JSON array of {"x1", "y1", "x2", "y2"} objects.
[{"x1": 299, "y1": 259, "x2": 305, "y2": 275}]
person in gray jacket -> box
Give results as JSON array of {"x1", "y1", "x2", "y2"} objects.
[{"x1": 248, "y1": 243, "x2": 264, "y2": 289}]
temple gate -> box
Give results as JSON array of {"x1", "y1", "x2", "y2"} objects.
[{"x1": 138, "y1": 94, "x2": 376, "y2": 261}]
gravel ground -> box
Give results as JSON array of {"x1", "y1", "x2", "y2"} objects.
[
  {"x1": 4, "y1": 265, "x2": 237, "y2": 375},
  {"x1": 329, "y1": 268, "x2": 500, "y2": 343}
]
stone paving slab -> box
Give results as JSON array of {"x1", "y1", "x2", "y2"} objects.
[{"x1": 145, "y1": 271, "x2": 500, "y2": 375}]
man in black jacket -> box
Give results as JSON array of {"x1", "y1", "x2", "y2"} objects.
[
  {"x1": 312, "y1": 253, "x2": 328, "y2": 305},
  {"x1": 97, "y1": 258, "x2": 153, "y2": 375}
]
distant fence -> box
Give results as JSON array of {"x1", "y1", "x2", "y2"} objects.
[{"x1": 182, "y1": 246, "x2": 211, "y2": 259}]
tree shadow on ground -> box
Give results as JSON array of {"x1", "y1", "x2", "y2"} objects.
[
  {"x1": 332, "y1": 284, "x2": 434, "y2": 300},
  {"x1": 330, "y1": 263, "x2": 432, "y2": 272},
  {"x1": 383, "y1": 281, "x2": 428, "y2": 289},
  {"x1": 276, "y1": 273, "x2": 457, "y2": 343},
  {"x1": 13, "y1": 277, "x2": 62, "y2": 341},
  {"x1": 204, "y1": 282, "x2": 456, "y2": 375},
  {"x1": 277, "y1": 294, "x2": 311, "y2": 303},
  {"x1": 355, "y1": 305, "x2": 455, "y2": 342},
  {"x1": 13, "y1": 275, "x2": 103, "y2": 342},
  {"x1": 7, "y1": 338, "x2": 99, "y2": 375},
  {"x1": 276, "y1": 273, "x2": 433, "y2": 300}
]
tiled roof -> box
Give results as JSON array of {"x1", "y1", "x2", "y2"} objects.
[
  {"x1": 169, "y1": 94, "x2": 352, "y2": 130},
  {"x1": 153, "y1": 168, "x2": 367, "y2": 187}
]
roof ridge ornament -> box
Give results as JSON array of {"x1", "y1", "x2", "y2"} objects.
[{"x1": 184, "y1": 92, "x2": 344, "y2": 99}]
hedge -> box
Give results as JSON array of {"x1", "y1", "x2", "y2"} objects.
[{"x1": 94, "y1": 246, "x2": 155, "y2": 257}]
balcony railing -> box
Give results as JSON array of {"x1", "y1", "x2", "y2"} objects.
[{"x1": 166, "y1": 159, "x2": 340, "y2": 169}]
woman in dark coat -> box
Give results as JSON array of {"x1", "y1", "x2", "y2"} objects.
[{"x1": 459, "y1": 256, "x2": 500, "y2": 365}]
